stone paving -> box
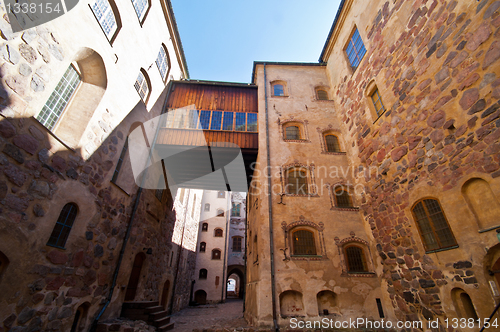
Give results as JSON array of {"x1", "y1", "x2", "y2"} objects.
[{"x1": 170, "y1": 299, "x2": 250, "y2": 332}]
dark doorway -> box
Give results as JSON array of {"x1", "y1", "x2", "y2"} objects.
[
  {"x1": 125, "y1": 253, "x2": 146, "y2": 301},
  {"x1": 194, "y1": 290, "x2": 207, "y2": 304},
  {"x1": 161, "y1": 280, "x2": 171, "y2": 308}
]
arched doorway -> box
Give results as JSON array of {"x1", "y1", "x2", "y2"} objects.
[
  {"x1": 125, "y1": 253, "x2": 146, "y2": 301},
  {"x1": 194, "y1": 290, "x2": 207, "y2": 304},
  {"x1": 227, "y1": 273, "x2": 240, "y2": 298},
  {"x1": 226, "y1": 265, "x2": 245, "y2": 299},
  {"x1": 161, "y1": 280, "x2": 170, "y2": 309}
]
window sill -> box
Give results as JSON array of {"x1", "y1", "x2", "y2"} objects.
[
  {"x1": 425, "y1": 245, "x2": 459, "y2": 254},
  {"x1": 283, "y1": 139, "x2": 310, "y2": 143},
  {"x1": 372, "y1": 110, "x2": 387, "y2": 124},
  {"x1": 331, "y1": 206, "x2": 359, "y2": 212},
  {"x1": 285, "y1": 193, "x2": 320, "y2": 198},
  {"x1": 46, "y1": 244, "x2": 67, "y2": 250},
  {"x1": 290, "y1": 255, "x2": 325, "y2": 261},
  {"x1": 322, "y1": 151, "x2": 346, "y2": 155},
  {"x1": 271, "y1": 95, "x2": 288, "y2": 98},
  {"x1": 341, "y1": 271, "x2": 376, "y2": 278},
  {"x1": 314, "y1": 99, "x2": 334, "y2": 102},
  {"x1": 478, "y1": 225, "x2": 500, "y2": 233},
  {"x1": 110, "y1": 181, "x2": 131, "y2": 196}
]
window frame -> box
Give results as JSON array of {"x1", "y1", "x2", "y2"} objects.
[
  {"x1": 199, "y1": 242, "x2": 206, "y2": 252},
  {"x1": 324, "y1": 134, "x2": 341, "y2": 153},
  {"x1": 217, "y1": 191, "x2": 225, "y2": 198},
  {"x1": 36, "y1": 64, "x2": 81, "y2": 132},
  {"x1": 130, "y1": 0, "x2": 151, "y2": 25},
  {"x1": 201, "y1": 223, "x2": 208, "y2": 232},
  {"x1": 333, "y1": 186, "x2": 354, "y2": 208},
  {"x1": 291, "y1": 229, "x2": 317, "y2": 256},
  {"x1": 232, "y1": 236, "x2": 243, "y2": 252},
  {"x1": 344, "y1": 26, "x2": 367, "y2": 71},
  {"x1": 271, "y1": 80, "x2": 287, "y2": 97},
  {"x1": 214, "y1": 228, "x2": 223, "y2": 237},
  {"x1": 316, "y1": 88, "x2": 329, "y2": 100},
  {"x1": 231, "y1": 203, "x2": 241, "y2": 217},
  {"x1": 199, "y1": 268, "x2": 207, "y2": 279},
  {"x1": 204, "y1": 203, "x2": 210, "y2": 211},
  {"x1": 216, "y1": 209, "x2": 225, "y2": 217},
  {"x1": 343, "y1": 244, "x2": 368, "y2": 273},
  {"x1": 134, "y1": 69, "x2": 151, "y2": 105},
  {"x1": 411, "y1": 198, "x2": 458, "y2": 253},
  {"x1": 155, "y1": 44, "x2": 170, "y2": 82},
  {"x1": 211, "y1": 248, "x2": 222, "y2": 260},
  {"x1": 285, "y1": 167, "x2": 309, "y2": 196},
  {"x1": 47, "y1": 203, "x2": 78, "y2": 249},
  {"x1": 282, "y1": 122, "x2": 307, "y2": 142},
  {"x1": 89, "y1": 0, "x2": 121, "y2": 44}
]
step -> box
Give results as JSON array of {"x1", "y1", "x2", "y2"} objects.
[
  {"x1": 152, "y1": 315, "x2": 171, "y2": 327},
  {"x1": 122, "y1": 301, "x2": 159, "y2": 310},
  {"x1": 150, "y1": 310, "x2": 169, "y2": 321},
  {"x1": 158, "y1": 322, "x2": 175, "y2": 332},
  {"x1": 144, "y1": 305, "x2": 164, "y2": 314}
]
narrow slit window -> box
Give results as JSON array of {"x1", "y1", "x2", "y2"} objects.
[
  {"x1": 371, "y1": 88, "x2": 385, "y2": 117},
  {"x1": 47, "y1": 203, "x2": 78, "y2": 249},
  {"x1": 36, "y1": 65, "x2": 81, "y2": 131}
]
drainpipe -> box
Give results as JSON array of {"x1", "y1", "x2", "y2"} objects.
[
  {"x1": 89, "y1": 83, "x2": 173, "y2": 332},
  {"x1": 243, "y1": 194, "x2": 248, "y2": 309},
  {"x1": 221, "y1": 193, "x2": 230, "y2": 302},
  {"x1": 263, "y1": 64, "x2": 279, "y2": 332},
  {"x1": 168, "y1": 189, "x2": 190, "y2": 314}
]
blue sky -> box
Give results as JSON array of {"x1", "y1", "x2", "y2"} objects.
[{"x1": 170, "y1": 0, "x2": 342, "y2": 83}]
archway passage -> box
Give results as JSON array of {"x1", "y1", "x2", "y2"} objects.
[
  {"x1": 227, "y1": 265, "x2": 245, "y2": 299},
  {"x1": 161, "y1": 280, "x2": 171, "y2": 308},
  {"x1": 125, "y1": 253, "x2": 146, "y2": 301},
  {"x1": 226, "y1": 273, "x2": 240, "y2": 298},
  {"x1": 194, "y1": 290, "x2": 207, "y2": 305}
]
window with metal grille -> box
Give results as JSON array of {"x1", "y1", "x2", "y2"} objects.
[
  {"x1": 47, "y1": 203, "x2": 78, "y2": 248},
  {"x1": 334, "y1": 187, "x2": 353, "y2": 208},
  {"x1": 316, "y1": 89, "x2": 328, "y2": 100},
  {"x1": 204, "y1": 203, "x2": 210, "y2": 211},
  {"x1": 247, "y1": 113, "x2": 258, "y2": 132},
  {"x1": 131, "y1": 0, "x2": 148, "y2": 20},
  {"x1": 292, "y1": 229, "x2": 316, "y2": 255},
  {"x1": 344, "y1": 245, "x2": 367, "y2": 272},
  {"x1": 111, "y1": 138, "x2": 128, "y2": 183},
  {"x1": 285, "y1": 126, "x2": 300, "y2": 140},
  {"x1": 371, "y1": 88, "x2": 385, "y2": 117},
  {"x1": 212, "y1": 249, "x2": 221, "y2": 260},
  {"x1": 287, "y1": 168, "x2": 308, "y2": 195},
  {"x1": 231, "y1": 203, "x2": 241, "y2": 216},
  {"x1": 411, "y1": 198, "x2": 457, "y2": 252},
  {"x1": 91, "y1": 0, "x2": 118, "y2": 38},
  {"x1": 199, "y1": 269, "x2": 207, "y2": 279},
  {"x1": 325, "y1": 135, "x2": 341, "y2": 152},
  {"x1": 345, "y1": 27, "x2": 366, "y2": 70},
  {"x1": 155, "y1": 45, "x2": 169, "y2": 81},
  {"x1": 200, "y1": 242, "x2": 206, "y2": 252},
  {"x1": 36, "y1": 65, "x2": 81, "y2": 131},
  {"x1": 214, "y1": 229, "x2": 223, "y2": 237},
  {"x1": 273, "y1": 84, "x2": 284, "y2": 96},
  {"x1": 134, "y1": 70, "x2": 149, "y2": 102},
  {"x1": 202, "y1": 223, "x2": 208, "y2": 232},
  {"x1": 233, "y1": 236, "x2": 242, "y2": 252},
  {"x1": 217, "y1": 191, "x2": 225, "y2": 198}
]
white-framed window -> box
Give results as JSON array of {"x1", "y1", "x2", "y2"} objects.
[
  {"x1": 134, "y1": 70, "x2": 150, "y2": 102},
  {"x1": 36, "y1": 65, "x2": 81, "y2": 131},
  {"x1": 131, "y1": 0, "x2": 149, "y2": 21},
  {"x1": 91, "y1": 0, "x2": 118, "y2": 39},
  {"x1": 156, "y1": 45, "x2": 169, "y2": 81}
]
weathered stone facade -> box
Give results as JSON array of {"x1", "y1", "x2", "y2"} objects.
[
  {"x1": 0, "y1": 1, "x2": 192, "y2": 331},
  {"x1": 247, "y1": 0, "x2": 500, "y2": 330}
]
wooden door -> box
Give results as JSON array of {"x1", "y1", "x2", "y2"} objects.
[{"x1": 125, "y1": 253, "x2": 145, "y2": 301}]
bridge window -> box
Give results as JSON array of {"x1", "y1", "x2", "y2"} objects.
[
  {"x1": 247, "y1": 113, "x2": 258, "y2": 132},
  {"x1": 235, "y1": 112, "x2": 246, "y2": 131},
  {"x1": 162, "y1": 109, "x2": 257, "y2": 132},
  {"x1": 223, "y1": 112, "x2": 234, "y2": 130},
  {"x1": 210, "y1": 111, "x2": 223, "y2": 130},
  {"x1": 232, "y1": 236, "x2": 242, "y2": 252}
]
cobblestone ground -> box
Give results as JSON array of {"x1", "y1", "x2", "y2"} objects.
[{"x1": 171, "y1": 299, "x2": 249, "y2": 332}]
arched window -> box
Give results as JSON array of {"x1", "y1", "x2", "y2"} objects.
[
  {"x1": 47, "y1": 203, "x2": 78, "y2": 248},
  {"x1": 199, "y1": 242, "x2": 206, "y2": 252},
  {"x1": 199, "y1": 269, "x2": 207, "y2": 279},
  {"x1": 214, "y1": 228, "x2": 223, "y2": 237},
  {"x1": 217, "y1": 209, "x2": 225, "y2": 217},
  {"x1": 70, "y1": 302, "x2": 90, "y2": 332},
  {"x1": 135, "y1": 69, "x2": 151, "y2": 104},
  {"x1": 452, "y1": 288, "x2": 479, "y2": 320},
  {"x1": 345, "y1": 26, "x2": 366, "y2": 70},
  {"x1": 212, "y1": 249, "x2": 221, "y2": 260},
  {"x1": 232, "y1": 236, "x2": 242, "y2": 252},
  {"x1": 90, "y1": 0, "x2": 121, "y2": 42},
  {"x1": 131, "y1": 0, "x2": 150, "y2": 22},
  {"x1": 344, "y1": 245, "x2": 368, "y2": 272},
  {"x1": 411, "y1": 198, "x2": 457, "y2": 252},
  {"x1": 231, "y1": 203, "x2": 241, "y2": 216},
  {"x1": 316, "y1": 89, "x2": 328, "y2": 100},
  {"x1": 156, "y1": 44, "x2": 170, "y2": 82},
  {"x1": 333, "y1": 186, "x2": 353, "y2": 208},
  {"x1": 286, "y1": 168, "x2": 308, "y2": 195},
  {"x1": 292, "y1": 229, "x2": 316, "y2": 255},
  {"x1": 204, "y1": 203, "x2": 210, "y2": 211},
  {"x1": 201, "y1": 223, "x2": 208, "y2": 232},
  {"x1": 217, "y1": 191, "x2": 225, "y2": 198},
  {"x1": 324, "y1": 134, "x2": 341, "y2": 152},
  {"x1": 273, "y1": 83, "x2": 285, "y2": 97}
]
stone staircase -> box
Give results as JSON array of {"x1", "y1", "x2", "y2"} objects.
[{"x1": 121, "y1": 301, "x2": 174, "y2": 332}]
